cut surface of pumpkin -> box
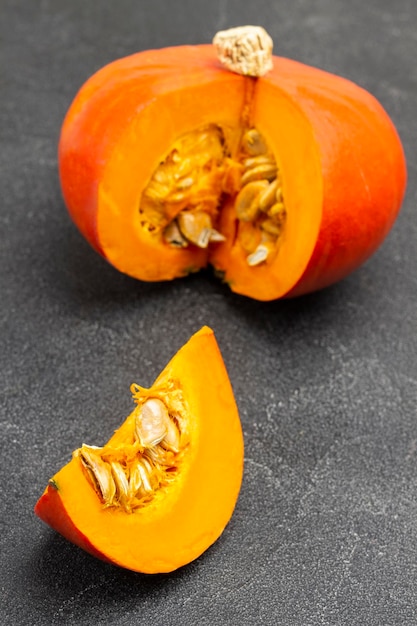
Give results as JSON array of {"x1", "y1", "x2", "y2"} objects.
[
  {"x1": 34, "y1": 327, "x2": 244, "y2": 573},
  {"x1": 59, "y1": 26, "x2": 407, "y2": 300}
]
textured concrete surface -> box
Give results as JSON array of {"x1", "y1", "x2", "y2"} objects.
[{"x1": 1, "y1": 0, "x2": 416, "y2": 624}]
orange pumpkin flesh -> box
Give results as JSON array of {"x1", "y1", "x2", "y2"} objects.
[
  {"x1": 34, "y1": 327, "x2": 244, "y2": 573},
  {"x1": 59, "y1": 35, "x2": 406, "y2": 300}
]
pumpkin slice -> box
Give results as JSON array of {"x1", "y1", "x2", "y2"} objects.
[
  {"x1": 59, "y1": 26, "x2": 406, "y2": 300},
  {"x1": 34, "y1": 327, "x2": 244, "y2": 573}
]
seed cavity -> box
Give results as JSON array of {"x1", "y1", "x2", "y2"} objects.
[
  {"x1": 76, "y1": 389, "x2": 186, "y2": 514},
  {"x1": 139, "y1": 123, "x2": 286, "y2": 267}
]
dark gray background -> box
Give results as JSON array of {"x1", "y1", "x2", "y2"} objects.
[{"x1": 1, "y1": 0, "x2": 416, "y2": 624}]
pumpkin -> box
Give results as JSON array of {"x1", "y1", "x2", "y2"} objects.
[
  {"x1": 59, "y1": 26, "x2": 406, "y2": 300},
  {"x1": 34, "y1": 327, "x2": 244, "y2": 573}
]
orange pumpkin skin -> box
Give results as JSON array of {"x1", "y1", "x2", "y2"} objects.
[
  {"x1": 59, "y1": 44, "x2": 406, "y2": 300},
  {"x1": 34, "y1": 327, "x2": 244, "y2": 573},
  {"x1": 268, "y1": 59, "x2": 407, "y2": 297}
]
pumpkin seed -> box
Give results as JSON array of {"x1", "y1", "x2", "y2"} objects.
[
  {"x1": 111, "y1": 461, "x2": 130, "y2": 503},
  {"x1": 161, "y1": 415, "x2": 181, "y2": 453},
  {"x1": 175, "y1": 176, "x2": 194, "y2": 190},
  {"x1": 235, "y1": 180, "x2": 269, "y2": 221},
  {"x1": 243, "y1": 155, "x2": 276, "y2": 170},
  {"x1": 197, "y1": 227, "x2": 212, "y2": 249},
  {"x1": 268, "y1": 202, "x2": 286, "y2": 218},
  {"x1": 135, "y1": 398, "x2": 169, "y2": 448},
  {"x1": 258, "y1": 179, "x2": 279, "y2": 212},
  {"x1": 167, "y1": 191, "x2": 188, "y2": 204},
  {"x1": 241, "y1": 163, "x2": 278, "y2": 186},
  {"x1": 246, "y1": 243, "x2": 274, "y2": 267},
  {"x1": 144, "y1": 445, "x2": 171, "y2": 466},
  {"x1": 163, "y1": 220, "x2": 188, "y2": 248},
  {"x1": 78, "y1": 447, "x2": 116, "y2": 505},
  {"x1": 261, "y1": 218, "x2": 282, "y2": 237},
  {"x1": 241, "y1": 128, "x2": 268, "y2": 156},
  {"x1": 177, "y1": 211, "x2": 224, "y2": 248},
  {"x1": 128, "y1": 459, "x2": 143, "y2": 495},
  {"x1": 237, "y1": 220, "x2": 262, "y2": 254},
  {"x1": 209, "y1": 229, "x2": 226, "y2": 243},
  {"x1": 137, "y1": 459, "x2": 153, "y2": 494}
]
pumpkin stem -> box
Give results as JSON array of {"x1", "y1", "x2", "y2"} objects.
[{"x1": 212, "y1": 26, "x2": 273, "y2": 77}]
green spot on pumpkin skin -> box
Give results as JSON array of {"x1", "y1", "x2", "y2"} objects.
[
  {"x1": 182, "y1": 265, "x2": 201, "y2": 276},
  {"x1": 213, "y1": 267, "x2": 226, "y2": 281},
  {"x1": 48, "y1": 478, "x2": 59, "y2": 491},
  {"x1": 213, "y1": 267, "x2": 233, "y2": 286}
]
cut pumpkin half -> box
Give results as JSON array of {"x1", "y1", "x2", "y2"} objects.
[{"x1": 59, "y1": 26, "x2": 406, "y2": 300}]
